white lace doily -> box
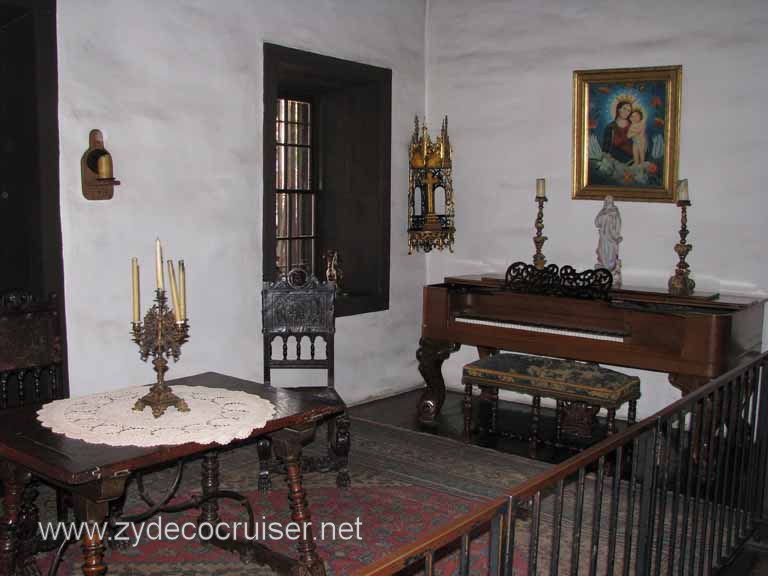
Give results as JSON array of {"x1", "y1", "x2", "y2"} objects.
[{"x1": 37, "y1": 385, "x2": 276, "y2": 447}]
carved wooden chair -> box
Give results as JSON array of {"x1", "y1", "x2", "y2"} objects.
[
  {"x1": 0, "y1": 291, "x2": 69, "y2": 528},
  {"x1": 259, "y1": 268, "x2": 350, "y2": 489},
  {"x1": 0, "y1": 291, "x2": 65, "y2": 408}
]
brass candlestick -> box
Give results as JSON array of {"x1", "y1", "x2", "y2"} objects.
[
  {"x1": 533, "y1": 196, "x2": 548, "y2": 269},
  {"x1": 132, "y1": 289, "x2": 190, "y2": 417},
  {"x1": 668, "y1": 200, "x2": 695, "y2": 296}
]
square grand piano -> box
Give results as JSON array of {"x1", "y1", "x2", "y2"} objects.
[{"x1": 416, "y1": 268, "x2": 765, "y2": 424}]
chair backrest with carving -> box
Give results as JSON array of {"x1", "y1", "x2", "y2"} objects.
[
  {"x1": 261, "y1": 269, "x2": 335, "y2": 388},
  {"x1": 0, "y1": 291, "x2": 65, "y2": 408}
]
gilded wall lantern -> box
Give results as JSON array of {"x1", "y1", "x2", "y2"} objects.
[{"x1": 408, "y1": 116, "x2": 455, "y2": 253}]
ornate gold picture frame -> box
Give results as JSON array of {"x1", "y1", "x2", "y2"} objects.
[{"x1": 572, "y1": 65, "x2": 682, "y2": 202}]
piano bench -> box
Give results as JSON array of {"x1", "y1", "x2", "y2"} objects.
[{"x1": 462, "y1": 354, "x2": 640, "y2": 457}]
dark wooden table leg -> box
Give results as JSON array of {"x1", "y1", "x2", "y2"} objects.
[
  {"x1": 329, "y1": 414, "x2": 351, "y2": 488},
  {"x1": 199, "y1": 451, "x2": 221, "y2": 525},
  {"x1": 272, "y1": 427, "x2": 326, "y2": 576},
  {"x1": 73, "y1": 497, "x2": 110, "y2": 576},
  {"x1": 416, "y1": 337, "x2": 459, "y2": 426},
  {"x1": 257, "y1": 437, "x2": 273, "y2": 492},
  {"x1": 0, "y1": 462, "x2": 30, "y2": 575}
]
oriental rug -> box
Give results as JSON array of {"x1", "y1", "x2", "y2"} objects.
[{"x1": 27, "y1": 416, "x2": 550, "y2": 575}]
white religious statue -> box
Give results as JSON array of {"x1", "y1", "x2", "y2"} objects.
[{"x1": 594, "y1": 195, "x2": 622, "y2": 288}]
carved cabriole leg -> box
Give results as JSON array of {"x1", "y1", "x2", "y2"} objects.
[
  {"x1": 256, "y1": 437, "x2": 272, "y2": 493},
  {"x1": 272, "y1": 427, "x2": 326, "y2": 576},
  {"x1": 529, "y1": 396, "x2": 541, "y2": 459},
  {"x1": 668, "y1": 373, "x2": 709, "y2": 397},
  {"x1": 0, "y1": 462, "x2": 29, "y2": 575},
  {"x1": 669, "y1": 374, "x2": 710, "y2": 463},
  {"x1": 199, "y1": 451, "x2": 220, "y2": 525},
  {"x1": 463, "y1": 382, "x2": 473, "y2": 442},
  {"x1": 416, "y1": 337, "x2": 459, "y2": 425},
  {"x1": 329, "y1": 414, "x2": 351, "y2": 489}
]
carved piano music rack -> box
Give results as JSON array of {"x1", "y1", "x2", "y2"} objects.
[{"x1": 417, "y1": 263, "x2": 765, "y2": 425}]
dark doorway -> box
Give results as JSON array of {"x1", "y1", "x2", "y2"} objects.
[{"x1": 0, "y1": 0, "x2": 66, "y2": 392}]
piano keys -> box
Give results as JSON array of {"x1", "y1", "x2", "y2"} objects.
[{"x1": 417, "y1": 273, "x2": 765, "y2": 425}]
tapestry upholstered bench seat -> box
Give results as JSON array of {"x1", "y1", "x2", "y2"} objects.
[{"x1": 462, "y1": 354, "x2": 640, "y2": 457}]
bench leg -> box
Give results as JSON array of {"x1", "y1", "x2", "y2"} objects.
[
  {"x1": 480, "y1": 386, "x2": 499, "y2": 435},
  {"x1": 529, "y1": 396, "x2": 541, "y2": 458},
  {"x1": 628, "y1": 400, "x2": 637, "y2": 426},
  {"x1": 555, "y1": 400, "x2": 564, "y2": 443},
  {"x1": 463, "y1": 383, "x2": 473, "y2": 442},
  {"x1": 607, "y1": 408, "x2": 617, "y2": 436}
]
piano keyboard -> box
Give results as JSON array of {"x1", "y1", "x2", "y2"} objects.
[{"x1": 454, "y1": 316, "x2": 625, "y2": 343}]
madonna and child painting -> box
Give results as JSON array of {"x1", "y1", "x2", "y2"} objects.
[{"x1": 572, "y1": 66, "x2": 682, "y2": 202}]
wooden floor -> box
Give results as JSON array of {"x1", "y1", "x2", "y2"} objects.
[
  {"x1": 350, "y1": 388, "x2": 625, "y2": 465},
  {"x1": 350, "y1": 388, "x2": 768, "y2": 574}
]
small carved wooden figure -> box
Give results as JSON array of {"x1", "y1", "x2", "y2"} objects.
[{"x1": 325, "y1": 250, "x2": 343, "y2": 289}]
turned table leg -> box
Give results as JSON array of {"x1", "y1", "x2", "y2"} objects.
[
  {"x1": 73, "y1": 497, "x2": 111, "y2": 576},
  {"x1": 329, "y1": 413, "x2": 351, "y2": 489},
  {"x1": 199, "y1": 451, "x2": 221, "y2": 525},
  {"x1": 256, "y1": 437, "x2": 273, "y2": 493},
  {"x1": 272, "y1": 427, "x2": 326, "y2": 576}
]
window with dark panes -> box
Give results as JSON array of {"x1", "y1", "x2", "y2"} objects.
[
  {"x1": 275, "y1": 99, "x2": 316, "y2": 277},
  {"x1": 264, "y1": 44, "x2": 391, "y2": 317}
]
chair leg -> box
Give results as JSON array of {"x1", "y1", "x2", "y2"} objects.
[
  {"x1": 463, "y1": 382, "x2": 473, "y2": 442},
  {"x1": 329, "y1": 413, "x2": 351, "y2": 489},
  {"x1": 529, "y1": 396, "x2": 541, "y2": 459},
  {"x1": 628, "y1": 400, "x2": 637, "y2": 426},
  {"x1": 256, "y1": 437, "x2": 272, "y2": 492}
]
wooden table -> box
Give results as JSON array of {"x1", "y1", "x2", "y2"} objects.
[{"x1": 0, "y1": 372, "x2": 345, "y2": 576}]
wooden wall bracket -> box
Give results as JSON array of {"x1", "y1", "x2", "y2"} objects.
[{"x1": 81, "y1": 129, "x2": 120, "y2": 201}]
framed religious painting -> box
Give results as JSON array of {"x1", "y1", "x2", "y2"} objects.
[{"x1": 572, "y1": 65, "x2": 682, "y2": 202}]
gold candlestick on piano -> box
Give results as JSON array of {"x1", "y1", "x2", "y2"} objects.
[
  {"x1": 668, "y1": 179, "x2": 695, "y2": 297},
  {"x1": 533, "y1": 178, "x2": 548, "y2": 270}
]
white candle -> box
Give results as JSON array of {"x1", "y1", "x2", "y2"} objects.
[
  {"x1": 536, "y1": 178, "x2": 546, "y2": 199},
  {"x1": 131, "y1": 257, "x2": 140, "y2": 323},
  {"x1": 155, "y1": 239, "x2": 164, "y2": 291},
  {"x1": 676, "y1": 179, "x2": 689, "y2": 202},
  {"x1": 178, "y1": 260, "x2": 186, "y2": 320},
  {"x1": 167, "y1": 261, "x2": 181, "y2": 323}
]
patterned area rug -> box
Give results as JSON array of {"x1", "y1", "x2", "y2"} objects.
[{"x1": 27, "y1": 416, "x2": 551, "y2": 575}]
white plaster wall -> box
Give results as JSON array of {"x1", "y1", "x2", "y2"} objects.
[
  {"x1": 57, "y1": 0, "x2": 427, "y2": 402},
  {"x1": 426, "y1": 0, "x2": 768, "y2": 417}
]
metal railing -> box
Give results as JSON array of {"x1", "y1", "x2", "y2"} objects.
[{"x1": 356, "y1": 354, "x2": 768, "y2": 575}]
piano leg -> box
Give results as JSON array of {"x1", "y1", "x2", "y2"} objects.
[
  {"x1": 668, "y1": 373, "x2": 709, "y2": 396},
  {"x1": 417, "y1": 337, "x2": 460, "y2": 425}
]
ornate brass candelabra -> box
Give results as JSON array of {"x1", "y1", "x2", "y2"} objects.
[
  {"x1": 668, "y1": 199, "x2": 695, "y2": 296},
  {"x1": 533, "y1": 196, "x2": 548, "y2": 270},
  {"x1": 131, "y1": 289, "x2": 190, "y2": 417}
]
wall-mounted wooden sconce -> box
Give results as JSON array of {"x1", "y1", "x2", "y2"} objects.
[{"x1": 81, "y1": 129, "x2": 120, "y2": 200}]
